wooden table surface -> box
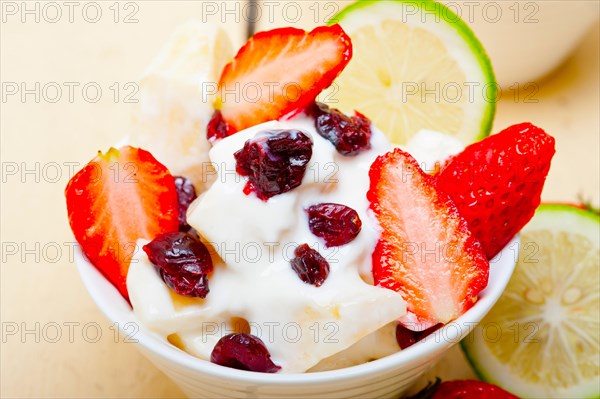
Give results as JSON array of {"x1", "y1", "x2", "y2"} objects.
[{"x1": 1, "y1": 2, "x2": 598, "y2": 397}]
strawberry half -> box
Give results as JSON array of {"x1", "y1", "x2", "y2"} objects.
[
  {"x1": 408, "y1": 379, "x2": 519, "y2": 399},
  {"x1": 216, "y1": 24, "x2": 352, "y2": 133},
  {"x1": 368, "y1": 148, "x2": 489, "y2": 330},
  {"x1": 437, "y1": 123, "x2": 555, "y2": 259},
  {"x1": 65, "y1": 146, "x2": 179, "y2": 300}
]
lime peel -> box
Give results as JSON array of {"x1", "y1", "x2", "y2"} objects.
[
  {"x1": 328, "y1": 0, "x2": 496, "y2": 145},
  {"x1": 462, "y1": 204, "x2": 600, "y2": 398}
]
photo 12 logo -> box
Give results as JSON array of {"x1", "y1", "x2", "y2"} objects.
[
  {"x1": 381, "y1": 1, "x2": 540, "y2": 24},
  {"x1": 1, "y1": 82, "x2": 139, "y2": 104},
  {"x1": 1, "y1": 1, "x2": 140, "y2": 24},
  {"x1": 1, "y1": 321, "x2": 139, "y2": 344},
  {"x1": 200, "y1": 1, "x2": 341, "y2": 25},
  {"x1": 200, "y1": 320, "x2": 339, "y2": 344}
]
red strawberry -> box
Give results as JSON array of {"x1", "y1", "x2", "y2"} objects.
[
  {"x1": 217, "y1": 24, "x2": 352, "y2": 133},
  {"x1": 437, "y1": 123, "x2": 555, "y2": 259},
  {"x1": 408, "y1": 379, "x2": 520, "y2": 399},
  {"x1": 367, "y1": 148, "x2": 489, "y2": 330},
  {"x1": 65, "y1": 146, "x2": 179, "y2": 300}
]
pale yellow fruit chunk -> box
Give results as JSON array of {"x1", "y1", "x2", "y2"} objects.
[{"x1": 130, "y1": 21, "x2": 234, "y2": 192}]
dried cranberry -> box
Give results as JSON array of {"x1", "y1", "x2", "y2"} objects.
[
  {"x1": 396, "y1": 323, "x2": 442, "y2": 349},
  {"x1": 290, "y1": 244, "x2": 330, "y2": 287},
  {"x1": 143, "y1": 232, "x2": 213, "y2": 298},
  {"x1": 207, "y1": 110, "x2": 232, "y2": 142},
  {"x1": 312, "y1": 102, "x2": 372, "y2": 156},
  {"x1": 211, "y1": 333, "x2": 281, "y2": 373},
  {"x1": 306, "y1": 203, "x2": 362, "y2": 247},
  {"x1": 234, "y1": 129, "x2": 312, "y2": 200},
  {"x1": 160, "y1": 270, "x2": 209, "y2": 298},
  {"x1": 396, "y1": 324, "x2": 418, "y2": 350},
  {"x1": 173, "y1": 176, "x2": 197, "y2": 232}
]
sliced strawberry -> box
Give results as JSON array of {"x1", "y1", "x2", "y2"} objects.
[
  {"x1": 437, "y1": 123, "x2": 555, "y2": 259},
  {"x1": 217, "y1": 24, "x2": 352, "y2": 133},
  {"x1": 65, "y1": 146, "x2": 179, "y2": 300},
  {"x1": 408, "y1": 379, "x2": 520, "y2": 399},
  {"x1": 368, "y1": 148, "x2": 489, "y2": 330}
]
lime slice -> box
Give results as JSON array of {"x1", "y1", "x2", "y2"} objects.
[
  {"x1": 326, "y1": 0, "x2": 496, "y2": 145},
  {"x1": 462, "y1": 204, "x2": 600, "y2": 398}
]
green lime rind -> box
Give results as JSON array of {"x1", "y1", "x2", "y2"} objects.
[
  {"x1": 536, "y1": 203, "x2": 600, "y2": 223},
  {"x1": 329, "y1": 0, "x2": 497, "y2": 142},
  {"x1": 462, "y1": 322, "x2": 600, "y2": 399},
  {"x1": 461, "y1": 203, "x2": 600, "y2": 398},
  {"x1": 460, "y1": 338, "x2": 489, "y2": 381}
]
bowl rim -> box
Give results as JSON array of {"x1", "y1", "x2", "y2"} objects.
[{"x1": 76, "y1": 236, "x2": 518, "y2": 385}]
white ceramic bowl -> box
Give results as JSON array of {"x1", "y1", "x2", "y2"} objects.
[
  {"x1": 76, "y1": 236, "x2": 517, "y2": 399},
  {"x1": 440, "y1": 0, "x2": 599, "y2": 86}
]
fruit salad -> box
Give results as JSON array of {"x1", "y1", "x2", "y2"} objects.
[{"x1": 65, "y1": 19, "x2": 555, "y2": 375}]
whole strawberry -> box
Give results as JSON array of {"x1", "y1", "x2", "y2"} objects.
[
  {"x1": 408, "y1": 378, "x2": 519, "y2": 399},
  {"x1": 437, "y1": 123, "x2": 555, "y2": 259}
]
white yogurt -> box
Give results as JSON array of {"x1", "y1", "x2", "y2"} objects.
[
  {"x1": 127, "y1": 114, "x2": 463, "y2": 372},
  {"x1": 402, "y1": 129, "x2": 464, "y2": 174}
]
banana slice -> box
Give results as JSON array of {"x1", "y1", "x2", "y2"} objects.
[{"x1": 130, "y1": 21, "x2": 234, "y2": 193}]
